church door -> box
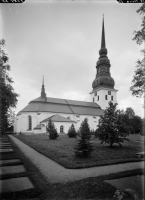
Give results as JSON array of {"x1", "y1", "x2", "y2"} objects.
[{"x1": 60, "y1": 125, "x2": 64, "y2": 133}]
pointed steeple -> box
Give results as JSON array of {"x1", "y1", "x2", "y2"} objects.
[
  {"x1": 92, "y1": 16, "x2": 115, "y2": 90},
  {"x1": 99, "y1": 15, "x2": 108, "y2": 57},
  {"x1": 101, "y1": 15, "x2": 106, "y2": 48},
  {"x1": 41, "y1": 76, "x2": 46, "y2": 98}
]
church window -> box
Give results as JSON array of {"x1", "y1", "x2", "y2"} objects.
[
  {"x1": 60, "y1": 125, "x2": 64, "y2": 133},
  {"x1": 28, "y1": 115, "x2": 32, "y2": 130},
  {"x1": 93, "y1": 97, "x2": 95, "y2": 102},
  {"x1": 108, "y1": 91, "x2": 111, "y2": 95},
  {"x1": 111, "y1": 96, "x2": 113, "y2": 101},
  {"x1": 98, "y1": 96, "x2": 99, "y2": 101},
  {"x1": 95, "y1": 92, "x2": 97, "y2": 96},
  {"x1": 105, "y1": 95, "x2": 108, "y2": 100}
]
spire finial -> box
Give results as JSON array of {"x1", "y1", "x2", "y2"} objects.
[
  {"x1": 41, "y1": 76, "x2": 46, "y2": 98},
  {"x1": 42, "y1": 76, "x2": 44, "y2": 87},
  {"x1": 101, "y1": 14, "x2": 106, "y2": 48}
]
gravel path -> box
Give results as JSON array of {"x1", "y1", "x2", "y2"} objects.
[{"x1": 9, "y1": 135, "x2": 144, "y2": 183}]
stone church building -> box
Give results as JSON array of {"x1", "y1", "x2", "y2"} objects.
[{"x1": 14, "y1": 18, "x2": 117, "y2": 134}]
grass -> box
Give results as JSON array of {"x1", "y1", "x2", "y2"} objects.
[
  {"x1": 3, "y1": 135, "x2": 144, "y2": 200},
  {"x1": 14, "y1": 134, "x2": 144, "y2": 169}
]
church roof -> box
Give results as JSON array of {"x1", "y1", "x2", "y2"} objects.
[
  {"x1": 17, "y1": 96, "x2": 103, "y2": 116},
  {"x1": 41, "y1": 114, "x2": 77, "y2": 123},
  {"x1": 33, "y1": 124, "x2": 41, "y2": 130}
]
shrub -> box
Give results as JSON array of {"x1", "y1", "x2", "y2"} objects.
[
  {"x1": 46, "y1": 119, "x2": 59, "y2": 140},
  {"x1": 74, "y1": 118, "x2": 93, "y2": 157},
  {"x1": 68, "y1": 124, "x2": 77, "y2": 138}
]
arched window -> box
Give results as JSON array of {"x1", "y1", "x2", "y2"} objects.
[
  {"x1": 28, "y1": 115, "x2": 32, "y2": 130},
  {"x1": 60, "y1": 125, "x2": 64, "y2": 133},
  {"x1": 98, "y1": 96, "x2": 99, "y2": 101}
]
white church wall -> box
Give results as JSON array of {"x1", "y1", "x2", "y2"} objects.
[
  {"x1": 14, "y1": 111, "x2": 101, "y2": 134},
  {"x1": 54, "y1": 122, "x2": 77, "y2": 134}
]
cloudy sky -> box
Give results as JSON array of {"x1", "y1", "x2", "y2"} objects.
[{"x1": 1, "y1": 0, "x2": 144, "y2": 118}]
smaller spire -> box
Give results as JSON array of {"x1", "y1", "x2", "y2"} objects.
[
  {"x1": 42, "y1": 76, "x2": 44, "y2": 87},
  {"x1": 41, "y1": 76, "x2": 46, "y2": 98},
  {"x1": 101, "y1": 14, "x2": 106, "y2": 48}
]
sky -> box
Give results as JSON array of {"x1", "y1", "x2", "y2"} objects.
[{"x1": 0, "y1": 0, "x2": 144, "y2": 118}]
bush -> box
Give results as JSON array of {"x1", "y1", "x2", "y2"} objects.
[
  {"x1": 46, "y1": 119, "x2": 59, "y2": 140},
  {"x1": 74, "y1": 118, "x2": 93, "y2": 157},
  {"x1": 68, "y1": 124, "x2": 77, "y2": 138}
]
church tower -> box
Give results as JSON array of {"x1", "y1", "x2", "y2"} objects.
[
  {"x1": 41, "y1": 76, "x2": 46, "y2": 99},
  {"x1": 90, "y1": 17, "x2": 118, "y2": 110}
]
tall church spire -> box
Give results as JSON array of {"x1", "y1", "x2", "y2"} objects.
[
  {"x1": 92, "y1": 16, "x2": 115, "y2": 90},
  {"x1": 41, "y1": 76, "x2": 46, "y2": 98},
  {"x1": 101, "y1": 15, "x2": 106, "y2": 48}
]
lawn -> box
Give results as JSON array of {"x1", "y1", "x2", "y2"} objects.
[{"x1": 14, "y1": 134, "x2": 144, "y2": 169}]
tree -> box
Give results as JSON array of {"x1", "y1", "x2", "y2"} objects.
[
  {"x1": 131, "y1": 115, "x2": 142, "y2": 134},
  {"x1": 130, "y1": 3, "x2": 145, "y2": 97},
  {"x1": 97, "y1": 102, "x2": 129, "y2": 147},
  {"x1": 74, "y1": 118, "x2": 93, "y2": 157},
  {"x1": 125, "y1": 107, "x2": 135, "y2": 119},
  {"x1": 46, "y1": 119, "x2": 59, "y2": 139},
  {"x1": 68, "y1": 124, "x2": 77, "y2": 138},
  {"x1": 0, "y1": 39, "x2": 19, "y2": 134}
]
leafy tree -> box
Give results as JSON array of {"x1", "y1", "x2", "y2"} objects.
[
  {"x1": 125, "y1": 107, "x2": 135, "y2": 119},
  {"x1": 131, "y1": 115, "x2": 142, "y2": 134},
  {"x1": 0, "y1": 39, "x2": 19, "y2": 134},
  {"x1": 74, "y1": 118, "x2": 93, "y2": 157},
  {"x1": 97, "y1": 102, "x2": 129, "y2": 147},
  {"x1": 130, "y1": 3, "x2": 145, "y2": 97},
  {"x1": 68, "y1": 124, "x2": 77, "y2": 138},
  {"x1": 46, "y1": 119, "x2": 59, "y2": 139}
]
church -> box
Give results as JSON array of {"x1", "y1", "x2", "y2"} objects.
[{"x1": 14, "y1": 18, "x2": 118, "y2": 135}]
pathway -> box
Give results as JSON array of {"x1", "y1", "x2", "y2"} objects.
[{"x1": 9, "y1": 135, "x2": 144, "y2": 183}]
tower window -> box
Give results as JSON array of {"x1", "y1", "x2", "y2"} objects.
[
  {"x1": 108, "y1": 91, "x2": 111, "y2": 95},
  {"x1": 98, "y1": 96, "x2": 99, "y2": 101},
  {"x1": 95, "y1": 91, "x2": 97, "y2": 96},
  {"x1": 28, "y1": 115, "x2": 32, "y2": 130},
  {"x1": 111, "y1": 96, "x2": 113, "y2": 101},
  {"x1": 105, "y1": 95, "x2": 108, "y2": 100}
]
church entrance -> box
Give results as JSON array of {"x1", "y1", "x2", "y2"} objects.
[{"x1": 60, "y1": 125, "x2": 64, "y2": 133}]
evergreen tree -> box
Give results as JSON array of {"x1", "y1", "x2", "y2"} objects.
[
  {"x1": 97, "y1": 102, "x2": 129, "y2": 147},
  {"x1": 74, "y1": 118, "x2": 93, "y2": 157},
  {"x1": 68, "y1": 124, "x2": 77, "y2": 138},
  {"x1": 46, "y1": 119, "x2": 59, "y2": 139}
]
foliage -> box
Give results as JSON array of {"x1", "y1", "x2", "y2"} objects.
[
  {"x1": 130, "y1": 3, "x2": 145, "y2": 97},
  {"x1": 68, "y1": 124, "x2": 77, "y2": 138},
  {"x1": 46, "y1": 119, "x2": 59, "y2": 139},
  {"x1": 114, "y1": 189, "x2": 139, "y2": 200},
  {"x1": 118, "y1": 108, "x2": 142, "y2": 134},
  {"x1": 97, "y1": 102, "x2": 129, "y2": 147},
  {"x1": 125, "y1": 107, "x2": 135, "y2": 119},
  {"x1": 0, "y1": 39, "x2": 19, "y2": 134},
  {"x1": 131, "y1": 115, "x2": 142, "y2": 134},
  {"x1": 74, "y1": 118, "x2": 93, "y2": 157}
]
